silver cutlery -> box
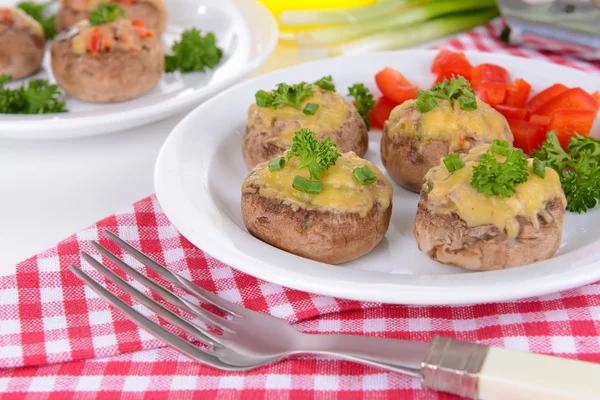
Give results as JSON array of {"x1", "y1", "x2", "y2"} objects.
[{"x1": 70, "y1": 230, "x2": 600, "y2": 400}]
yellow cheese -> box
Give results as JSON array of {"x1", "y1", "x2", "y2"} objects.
[
  {"x1": 248, "y1": 86, "x2": 352, "y2": 147},
  {"x1": 242, "y1": 152, "x2": 392, "y2": 217},
  {"x1": 425, "y1": 144, "x2": 566, "y2": 238},
  {"x1": 386, "y1": 98, "x2": 512, "y2": 151}
]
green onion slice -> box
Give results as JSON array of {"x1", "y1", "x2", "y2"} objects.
[
  {"x1": 415, "y1": 90, "x2": 438, "y2": 113},
  {"x1": 303, "y1": 103, "x2": 319, "y2": 115},
  {"x1": 255, "y1": 90, "x2": 270, "y2": 107},
  {"x1": 268, "y1": 157, "x2": 285, "y2": 172},
  {"x1": 292, "y1": 176, "x2": 323, "y2": 194},
  {"x1": 443, "y1": 153, "x2": 465, "y2": 172},
  {"x1": 491, "y1": 139, "x2": 510, "y2": 156},
  {"x1": 353, "y1": 165, "x2": 377, "y2": 185},
  {"x1": 533, "y1": 157, "x2": 546, "y2": 178}
]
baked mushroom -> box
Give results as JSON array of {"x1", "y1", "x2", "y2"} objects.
[
  {"x1": 413, "y1": 142, "x2": 566, "y2": 271},
  {"x1": 51, "y1": 12, "x2": 163, "y2": 103},
  {"x1": 243, "y1": 80, "x2": 369, "y2": 170},
  {"x1": 381, "y1": 77, "x2": 513, "y2": 192},
  {"x1": 56, "y1": 0, "x2": 167, "y2": 33},
  {"x1": 242, "y1": 128, "x2": 392, "y2": 264},
  {"x1": 0, "y1": 8, "x2": 45, "y2": 80}
]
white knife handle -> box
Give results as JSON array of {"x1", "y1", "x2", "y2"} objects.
[{"x1": 421, "y1": 336, "x2": 600, "y2": 400}]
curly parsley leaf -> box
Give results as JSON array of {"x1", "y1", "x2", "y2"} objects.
[
  {"x1": 88, "y1": 2, "x2": 125, "y2": 26},
  {"x1": 532, "y1": 131, "x2": 600, "y2": 213},
  {"x1": 255, "y1": 82, "x2": 314, "y2": 110},
  {"x1": 165, "y1": 29, "x2": 222, "y2": 73},
  {"x1": 416, "y1": 75, "x2": 477, "y2": 113},
  {"x1": 17, "y1": 0, "x2": 57, "y2": 39},
  {"x1": 471, "y1": 141, "x2": 529, "y2": 198},
  {"x1": 313, "y1": 75, "x2": 335, "y2": 92},
  {"x1": 287, "y1": 128, "x2": 341, "y2": 181},
  {"x1": 347, "y1": 83, "x2": 375, "y2": 129},
  {"x1": 0, "y1": 75, "x2": 67, "y2": 114}
]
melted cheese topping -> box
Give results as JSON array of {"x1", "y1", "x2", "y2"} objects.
[
  {"x1": 248, "y1": 87, "x2": 352, "y2": 147},
  {"x1": 69, "y1": 19, "x2": 151, "y2": 53},
  {"x1": 0, "y1": 8, "x2": 44, "y2": 36},
  {"x1": 386, "y1": 98, "x2": 512, "y2": 151},
  {"x1": 242, "y1": 152, "x2": 393, "y2": 217},
  {"x1": 424, "y1": 144, "x2": 566, "y2": 238}
]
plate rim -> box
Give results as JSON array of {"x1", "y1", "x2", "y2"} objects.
[{"x1": 155, "y1": 49, "x2": 600, "y2": 305}]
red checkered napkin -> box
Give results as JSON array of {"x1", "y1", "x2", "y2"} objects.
[{"x1": 2, "y1": 20, "x2": 600, "y2": 399}]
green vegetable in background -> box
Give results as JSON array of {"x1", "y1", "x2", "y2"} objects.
[
  {"x1": 17, "y1": 0, "x2": 57, "y2": 39},
  {"x1": 287, "y1": 128, "x2": 341, "y2": 182},
  {"x1": 255, "y1": 82, "x2": 314, "y2": 110},
  {"x1": 88, "y1": 3, "x2": 125, "y2": 26},
  {"x1": 0, "y1": 75, "x2": 67, "y2": 114},
  {"x1": 416, "y1": 75, "x2": 477, "y2": 113},
  {"x1": 347, "y1": 83, "x2": 375, "y2": 129},
  {"x1": 165, "y1": 29, "x2": 223, "y2": 73}
]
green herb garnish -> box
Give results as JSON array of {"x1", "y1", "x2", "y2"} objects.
[
  {"x1": 255, "y1": 82, "x2": 314, "y2": 110},
  {"x1": 313, "y1": 75, "x2": 335, "y2": 92},
  {"x1": 165, "y1": 29, "x2": 223, "y2": 73},
  {"x1": 532, "y1": 132, "x2": 600, "y2": 213},
  {"x1": 292, "y1": 176, "x2": 323, "y2": 194},
  {"x1": 353, "y1": 165, "x2": 377, "y2": 185},
  {"x1": 88, "y1": 3, "x2": 125, "y2": 26},
  {"x1": 0, "y1": 75, "x2": 67, "y2": 114},
  {"x1": 347, "y1": 83, "x2": 375, "y2": 129},
  {"x1": 471, "y1": 141, "x2": 529, "y2": 198},
  {"x1": 416, "y1": 75, "x2": 477, "y2": 113},
  {"x1": 287, "y1": 128, "x2": 341, "y2": 181},
  {"x1": 533, "y1": 157, "x2": 546, "y2": 178},
  {"x1": 17, "y1": 0, "x2": 57, "y2": 39},
  {"x1": 491, "y1": 139, "x2": 510, "y2": 156},
  {"x1": 268, "y1": 157, "x2": 285, "y2": 172},
  {"x1": 443, "y1": 153, "x2": 465, "y2": 172},
  {"x1": 303, "y1": 103, "x2": 319, "y2": 115}
]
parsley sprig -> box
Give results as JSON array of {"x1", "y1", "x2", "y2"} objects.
[
  {"x1": 255, "y1": 82, "x2": 314, "y2": 110},
  {"x1": 165, "y1": 29, "x2": 223, "y2": 73},
  {"x1": 287, "y1": 128, "x2": 341, "y2": 183},
  {"x1": 0, "y1": 75, "x2": 67, "y2": 114},
  {"x1": 416, "y1": 75, "x2": 477, "y2": 113},
  {"x1": 313, "y1": 75, "x2": 335, "y2": 92},
  {"x1": 532, "y1": 132, "x2": 600, "y2": 213},
  {"x1": 347, "y1": 83, "x2": 375, "y2": 129},
  {"x1": 88, "y1": 3, "x2": 125, "y2": 26},
  {"x1": 471, "y1": 140, "x2": 529, "y2": 198},
  {"x1": 17, "y1": 0, "x2": 57, "y2": 39}
]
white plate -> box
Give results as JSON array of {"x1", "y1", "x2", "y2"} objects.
[
  {"x1": 0, "y1": 0, "x2": 278, "y2": 139},
  {"x1": 155, "y1": 50, "x2": 600, "y2": 305}
]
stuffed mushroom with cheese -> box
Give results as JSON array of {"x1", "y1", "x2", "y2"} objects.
[
  {"x1": 56, "y1": 0, "x2": 167, "y2": 33},
  {"x1": 413, "y1": 142, "x2": 566, "y2": 271},
  {"x1": 381, "y1": 77, "x2": 513, "y2": 192},
  {"x1": 242, "y1": 128, "x2": 392, "y2": 264},
  {"x1": 0, "y1": 8, "x2": 45, "y2": 80},
  {"x1": 243, "y1": 80, "x2": 369, "y2": 170},
  {"x1": 51, "y1": 8, "x2": 163, "y2": 103}
]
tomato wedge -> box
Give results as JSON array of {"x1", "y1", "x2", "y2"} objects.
[
  {"x1": 547, "y1": 108, "x2": 597, "y2": 148},
  {"x1": 476, "y1": 84, "x2": 507, "y2": 105},
  {"x1": 535, "y1": 88, "x2": 600, "y2": 116},
  {"x1": 431, "y1": 49, "x2": 472, "y2": 79},
  {"x1": 508, "y1": 119, "x2": 547, "y2": 155},
  {"x1": 504, "y1": 78, "x2": 531, "y2": 108},
  {"x1": 375, "y1": 67, "x2": 418, "y2": 104},
  {"x1": 525, "y1": 83, "x2": 568, "y2": 114},
  {"x1": 471, "y1": 64, "x2": 511, "y2": 87},
  {"x1": 493, "y1": 104, "x2": 528, "y2": 120},
  {"x1": 529, "y1": 114, "x2": 550, "y2": 128},
  {"x1": 368, "y1": 96, "x2": 398, "y2": 131}
]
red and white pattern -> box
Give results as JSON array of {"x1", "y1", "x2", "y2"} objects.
[{"x1": 2, "y1": 21, "x2": 600, "y2": 399}]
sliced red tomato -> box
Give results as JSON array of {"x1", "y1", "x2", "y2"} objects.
[
  {"x1": 526, "y1": 83, "x2": 568, "y2": 114},
  {"x1": 431, "y1": 49, "x2": 472, "y2": 79},
  {"x1": 529, "y1": 114, "x2": 550, "y2": 128},
  {"x1": 375, "y1": 67, "x2": 418, "y2": 104},
  {"x1": 547, "y1": 108, "x2": 597, "y2": 148},
  {"x1": 508, "y1": 119, "x2": 547, "y2": 155},
  {"x1": 493, "y1": 104, "x2": 529, "y2": 120},
  {"x1": 471, "y1": 64, "x2": 511, "y2": 87},
  {"x1": 504, "y1": 78, "x2": 531, "y2": 108},
  {"x1": 535, "y1": 88, "x2": 600, "y2": 117},
  {"x1": 477, "y1": 83, "x2": 507, "y2": 105},
  {"x1": 368, "y1": 97, "x2": 398, "y2": 131}
]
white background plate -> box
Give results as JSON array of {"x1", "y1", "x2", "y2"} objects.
[
  {"x1": 0, "y1": 0, "x2": 278, "y2": 139},
  {"x1": 155, "y1": 50, "x2": 600, "y2": 305}
]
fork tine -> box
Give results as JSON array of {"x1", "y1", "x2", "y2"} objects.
[
  {"x1": 68, "y1": 264, "x2": 243, "y2": 371},
  {"x1": 103, "y1": 229, "x2": 247, "y2": 316},
  {"x1": 90, "y1": 241, "x2": 232, "y2": 332}
]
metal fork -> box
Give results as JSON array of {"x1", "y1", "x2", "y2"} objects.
[{"x1": 70, "y1": 230, "x2": 600, "y2": 400}]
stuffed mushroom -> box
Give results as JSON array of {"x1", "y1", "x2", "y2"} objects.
[
  {"x1": 51, "y1": 17, "x2": 163, "y2": 102},
  {"x1": 413, "y1": 143, "x2": 566, "y2": 271},
  {"x1": 0, "y1": 8, "x2": 45, "y2": 80},
  {"x1": 242, "y1": 129, "x2": 392, "y2": 264},
  {"x1": 381, "y1": 79, "x2": 513, "y2": 192},
  {"x1": 56, "y1": 0, "x2": 167, "y2": 33},
  {"x1": 243, "y1": 82, "x2": 369, "y2": 170}
]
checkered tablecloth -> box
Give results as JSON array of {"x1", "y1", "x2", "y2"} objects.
[{"x1": 2, "y1": 20, "x2": 600, "y2": 399}]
